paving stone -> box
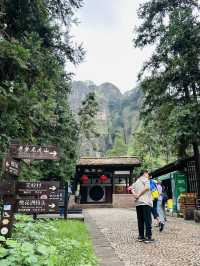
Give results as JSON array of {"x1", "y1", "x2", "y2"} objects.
[
  {"x1": 85, "y1": 208, "x2": 200, "y2": 266},
  {"x1": 92, "y1": 240, "x2": 110, "y2": 246},
  {"x1": 84, "y1": 211, "x2": 124, "y2": 266}
]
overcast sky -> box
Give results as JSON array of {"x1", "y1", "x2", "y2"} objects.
[{"x1": 70, "y1": 0, "x2": 152, "y2": 93}]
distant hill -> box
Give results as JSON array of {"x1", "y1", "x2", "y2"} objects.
[{"x1": 69, "y1": 81, "x2": 142, "y2": 156}]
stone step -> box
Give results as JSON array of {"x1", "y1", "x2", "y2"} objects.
[
  {"x1": 68, "y1": 208, "x2": 82, "y2": 214},
  {"x1": 79, "y1": 203, "x2": 113, "y2": 209}
]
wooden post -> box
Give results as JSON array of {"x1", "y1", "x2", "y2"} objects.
[
  {"x1": 125, "y1": 175, "x2": 128, "y2": 191},
  {"x1": 193, "y1": 143, "x2": 200, "y2": 197},
  {"x1": 0, "y1": 173, "x2": 16, "y2": 238},
  {"x1": 64, "y1": 182, "x2": 68, "y2": 220},
  {"x1": 129, "y1": 168, "x2": 134, "y2": 185},
  {"x1": 0, "y1": 195, "x2": 16, "y2": 238},
  {"x1": 112, "y1": 172, "x2": 115, "y2": 199}
]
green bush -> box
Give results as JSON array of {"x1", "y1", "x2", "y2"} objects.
[{"x1": 0, "y1": 215, "x2": 97, "y2": 266}]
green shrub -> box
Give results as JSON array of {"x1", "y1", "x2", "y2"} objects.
[{"x1": 0, "y1": 215, "x2": 97, "y2": 266}]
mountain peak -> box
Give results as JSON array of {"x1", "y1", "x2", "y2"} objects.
[
  {"x1": 98, "y1": 82, "x2": 122, "y2": 98},
  {"x1": 69, "y1": 80, "x2": 142, "y2": 156}
]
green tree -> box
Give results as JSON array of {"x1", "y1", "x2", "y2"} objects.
[
  {"x1": 128, "y1": 121, "x2": 176, "y2": 171},
  {"x1": 0, "y1": 0, "x2": 83, "y2": 181},
  {"x1": 106, "y1": 133, "x2": 128, "y2": 156},
  {"x1": 134, "y1": 0, "x2": 200, "y2": 189},
  {"x1": 77, "y1": 92, "x2": 99, "y2": 157}
]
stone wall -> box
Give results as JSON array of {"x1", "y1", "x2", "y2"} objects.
[{"x1": 112, "y1": 194, "x2": 135, "y2": 208}]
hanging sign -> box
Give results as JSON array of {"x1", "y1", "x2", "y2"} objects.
[{"x1": 3, "y1": 157, "x2": 20, "y2": 176}]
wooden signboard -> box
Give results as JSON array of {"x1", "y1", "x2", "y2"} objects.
[
  {"x1": 17, "y1": 181, "x2": 60, "y2": 196},
  {"x1": 16, "y1": 181, "x2": 61, "y2": 214},
  {"x1": 10, "y1": 144, "x2": 59, "y2": 160},
  {"x1": 16, "y1": 198, "x2": 60, "y2": 214},
  {"x1": 49, "y1": 189, "x2": 65, "y2": 206},
  {"x1": 3, "y1": 157, "x2": 20, "y2": 176},
  {"x1": 0, "y1": 142, "x2": 62, "y2": 238}
]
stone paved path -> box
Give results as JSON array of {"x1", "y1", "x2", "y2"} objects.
[
  {"x1": 85, "y1": 208, "x2": 200, "y2": 266},
  {"x1": 85, "y1": 211, "x2": 124, "y2": 266}
]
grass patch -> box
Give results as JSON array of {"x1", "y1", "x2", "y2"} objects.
[{"x1": 0, "y1": 215, "x2": 97, "y2": 266}]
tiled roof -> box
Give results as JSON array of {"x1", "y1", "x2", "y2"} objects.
[{"x1": 78, "y1": 156, "x2": 140, "y2": 166}]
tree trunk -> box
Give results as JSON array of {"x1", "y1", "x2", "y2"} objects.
[
  {"x1": 193, "y1": 142, "x2": 200, "y2": 197},
  {"x1": 177, "y1": 141, "x2": 187, "y2": 158}
]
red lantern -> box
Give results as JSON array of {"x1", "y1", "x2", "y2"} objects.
[
  {"x1": 80, "y1": 175, "x2": 89, "y2": 183},
  {"x1": 100, "y1": 175, "x2": 108, "y2": 182}
]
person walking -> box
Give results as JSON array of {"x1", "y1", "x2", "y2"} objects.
[
  {"x1": 157, "y1": 179, "x2": 165, "y2": 232},
  {"x1": 131, "y1": 170, "x2": 154, "y2": 243}
]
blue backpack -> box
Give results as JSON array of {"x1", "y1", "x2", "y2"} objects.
[
  {"x1": 150, "y1": 179, "x2": 159, "y2": 200},
  {"x1": 150, "y1": 179, "x2": 157, "y2": 191}
]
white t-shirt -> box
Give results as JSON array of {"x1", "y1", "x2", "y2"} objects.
[{"x1": 132, "y1": 176, "x2": 153, "y2": 207}]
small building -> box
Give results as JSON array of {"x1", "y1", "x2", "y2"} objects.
[
  {"x1": 74, "y1": 156, "x2": 140, "y2": 208},
  {"x1": 151, "y1": 156, "x2": 200, "y2": 211},
  {"x1": 151, "y1": 157, "x2": 199, "y2": 194}
]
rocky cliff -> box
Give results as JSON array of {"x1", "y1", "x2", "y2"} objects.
[{"x1": 69, "y1": 81, "x2": 142, "y2": 156}]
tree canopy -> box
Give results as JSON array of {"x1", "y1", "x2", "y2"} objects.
[
  {"x1": 134, "y1": 0, "x2": 200, "y2": 173},
  {"x1": 106, "y1": 133, "x2": 128, "y2": 157},
  {"x1": 0, "y1": 0, "x2": 87, "y2": 181}
]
